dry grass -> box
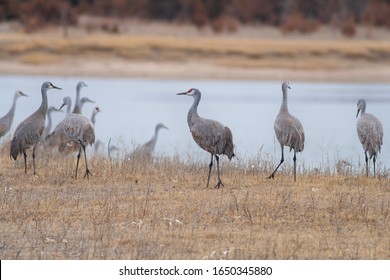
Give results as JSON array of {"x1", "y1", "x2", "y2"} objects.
[
  {"x1": 0, "y1": 142, "x2": 389, "y2": 260},
  {"x1": 1, "y1": 32, "x2": 390, "y2": 71}
]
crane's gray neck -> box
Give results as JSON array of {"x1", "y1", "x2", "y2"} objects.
[
  {"x1": 187, "y1": 93, "x2": 201, "y2": 124},
  {"x1": 149, "y1": 130, "x2": 158, "y2": 148},
  {"x1": 38, "y1": 87, "x2": 48, "y2": 118},
  {"x1": 66, "y1": 103, "x2": 71, "y2": 116},
  {"x1": 5, "y1": 93, "x2": 19, "y2": 118},
  {"x1": 280, "y1": 86, "x2": 289, "y2": 113},
  {"x1": 73, "y1": 86, "x2": 81, "y2": 113},
  {"x1": 91, "y1": 111, "x2": 97, "y2": 125},
  {"x1": 79, "y1": 100, "x2": 87, "y2": 114},
  {"x1": 360, "y1": 102, "x2": 366, "y2": 115},
  {"x1": 152, "y1": 125, "x2": 163, "y2": 142},
  {"x1": 154, "y1": 125, "x2": 161, "y2": 136},
  {"x1": 46, "y1": 110, "x2": 53, "y2": 135}
]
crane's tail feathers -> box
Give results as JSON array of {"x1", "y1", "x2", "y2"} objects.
[
  {"x1": 10, "y1": 139, "x2": 19, "y2": 160},
  {"x1": 228, "y1": 153, "x2": 236, "y2": 161}
]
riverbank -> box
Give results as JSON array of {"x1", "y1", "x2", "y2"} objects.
[{"x1": 1, "y1": 25, "x2": 390, "y2": 82}]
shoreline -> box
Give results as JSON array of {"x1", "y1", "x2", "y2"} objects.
[
  {"x1": 1, "y1": 25, "x2": 389, "y2": 83},
  {"x1": 1, "y1": 59, "x2": 389, "y2": 83}
]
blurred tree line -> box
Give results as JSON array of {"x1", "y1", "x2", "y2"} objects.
[{"x1": 1, "y1": 0, "x2": 390, "y2": 34}]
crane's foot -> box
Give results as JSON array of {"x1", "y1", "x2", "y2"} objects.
[
  {"x1": 214, "y1": 180, "x2": 224, "y2": 189},
  {"x1": 84, "y1": 169, "x2": 92, "y2": 179},
  {"x1": 266, "y1": 174, "x2": 275, "y2": 180}
]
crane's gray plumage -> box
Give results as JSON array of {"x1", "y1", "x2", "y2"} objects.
[
  {"x1": 0, "y1": 91, "x2": 28, "y2": 139},
  {"x1": 72, "y1": 81, "x2": 88, "y2": 114},
  {"x1": 130, "y1": 123, "x2": 168, "y2": 161},
  {"x1": 267, "y1": 81, "x2": 305, "y2": 182},
  {"x1": 51, "y1": 97, "x2": 95, "y2": 178},
  {"x1": 42, "y1": 106, "x2": 61, "y2": 139},
  {"x1": 177, "y1": 88, "x2": 235, "y2": 188},
  {"x1": 356, "y1": 99, "x2": 383, "y2": 177},
  {"x1": 10, "y1": 82, "x2": 61, "y2": 174}
]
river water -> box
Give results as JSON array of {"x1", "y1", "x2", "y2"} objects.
[{"x1": 1, "y1": 76, "x2": 389, "y2": 172}]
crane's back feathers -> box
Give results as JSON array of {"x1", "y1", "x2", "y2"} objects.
[
  {"x1": 10, "y1": 114, "x2": 45, "y2": 160},
  {"x1": 357, "y1": 113, "x2": 383, "y2": 159},
  {"x1": 190, "y1": 117, "x2": 235, "y2": 160},
  {"x1": 274, "y1": 112, "x2": 305, "y2": 152}
]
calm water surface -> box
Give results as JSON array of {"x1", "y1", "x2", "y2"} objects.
[{"x1": 1, "y1": 76, "x2": 389, "y2": 171}]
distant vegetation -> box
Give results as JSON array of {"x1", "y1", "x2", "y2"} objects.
[{"x1": 1, "y1": 0, "x2": 390, "y2": 36}]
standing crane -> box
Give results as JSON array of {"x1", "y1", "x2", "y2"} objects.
[
  {"x1": 177, "y1": 88, "x2": 235, "y2": 189},
  {"x1": 0, "y1": 91, "x2": 28, "y2": 140},
  {"x1": 130, "y1": 123, "x2": 168, "y2": 161},
  {"x1": 51, "y1": 98, "x2": 95, "y2": 178},
  {"x1": 42, "y1": 106, "x2": 62, "y2": 139},
  {"x1": 72, "y1": 81, "x2": 88, "y2": 114},
  {"x1": 267, "y1": 81, "x2": 305, "y2": 182},
  {"x1": 356, "y1": 99, "x2": 383, "y2": 177},
  {"x1": 10, "y1": 82, "x2": 61, "y2": 174}
]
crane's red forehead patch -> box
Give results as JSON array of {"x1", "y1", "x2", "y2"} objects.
[{"x1": 187, "y1": 88, "x2": 193, "y2": 93}]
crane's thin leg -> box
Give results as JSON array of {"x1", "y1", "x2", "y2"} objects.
[
  {"x1": 23, "y1": 151, "x2": 27, "y2": 174},
  {"x1": 215, "y1": 155, "x2": 224, "y2": 189},
  {"x1": 82, "y1": 142, "x2": 92, "y2": 179},
  {"x1": 293, "y1": 151, "x2": 297, "y2": 182},
  {"x1": 32, "y1": 144, "x2": 37, "y2": 175},
  {"x1": 267, "y1": 144, "x2": 284, "y2": 180},
  {"x1": 75, "y1": 145, "x2": 82, "y2": 178},
  {"x1": 373, "y1": 155, "x2": 376, "y2": 178},
  {"x1": 364, "y1": 151, "x2": 369, "y2": 177},
  {"x1": 206, "y1": 154, "x2": 213, "y2": 188}
]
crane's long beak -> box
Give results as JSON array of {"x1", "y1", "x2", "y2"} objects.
[
  {"x1": 59, "y1": 103, "x2": 66, "y2": 110},
  {"x1": 20, "y1": 92, "x2": 29, "y2": 97},
  {"x1": 53, "y1": 84, "x2": 62, "y2": 90},
  {"x1": 177, "y1": 92, "x2": 187, "y2": 95},
  {"x1": 356, "y1": 108, "x2": 360, "y2": 118}
]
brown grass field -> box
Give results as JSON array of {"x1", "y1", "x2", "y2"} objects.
[{"x1": 0, "y1": 140, "x2": 389, "y2": 260}]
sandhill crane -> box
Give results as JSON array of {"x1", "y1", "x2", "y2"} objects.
[
  {"x1": 72, "y1": 81, "x2": 88, "y2": 114},
  {"x1": 130, "y1": 123, "x2": 168, "y2": 161},
  {"x1": 79, "y1": 97, "x2": 95, "y2": 114},
  {"x1": 47, "y1": 96, "x2": 77, "y2": 153},
  {"x1": 356, "y1": 99, "x2": 383, "y2": 177},
  {"x1": 177, "y1": 88, "x2": 235, "y2": 189},
  {"x1": 90, "y1": 106, "x2": 101, "y2": 126},
  {"x1": 42, "y1": 106, "x2": 62, "y2": 139},
  {"x1": 51, "y1": 99, "x2": 95, "y2": 178},
  {"x1": 45, "y1": 96, "x2": 72, "y2": 144},
  {"x1": 267, "y1": 81, "x2": 305, "y2": 182},
  {"x1": 108, "y1": 139, "x2": 119, "y2": 158},
  {"x1": 61, "y1": 96, "x2": 72, "y2": 116},
  {"x1": 0, "y1": 91, "x2": 28, "y2": 140},
  {"x1": 10, "y1": 82, "x2": 61, "y2": 174}
]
